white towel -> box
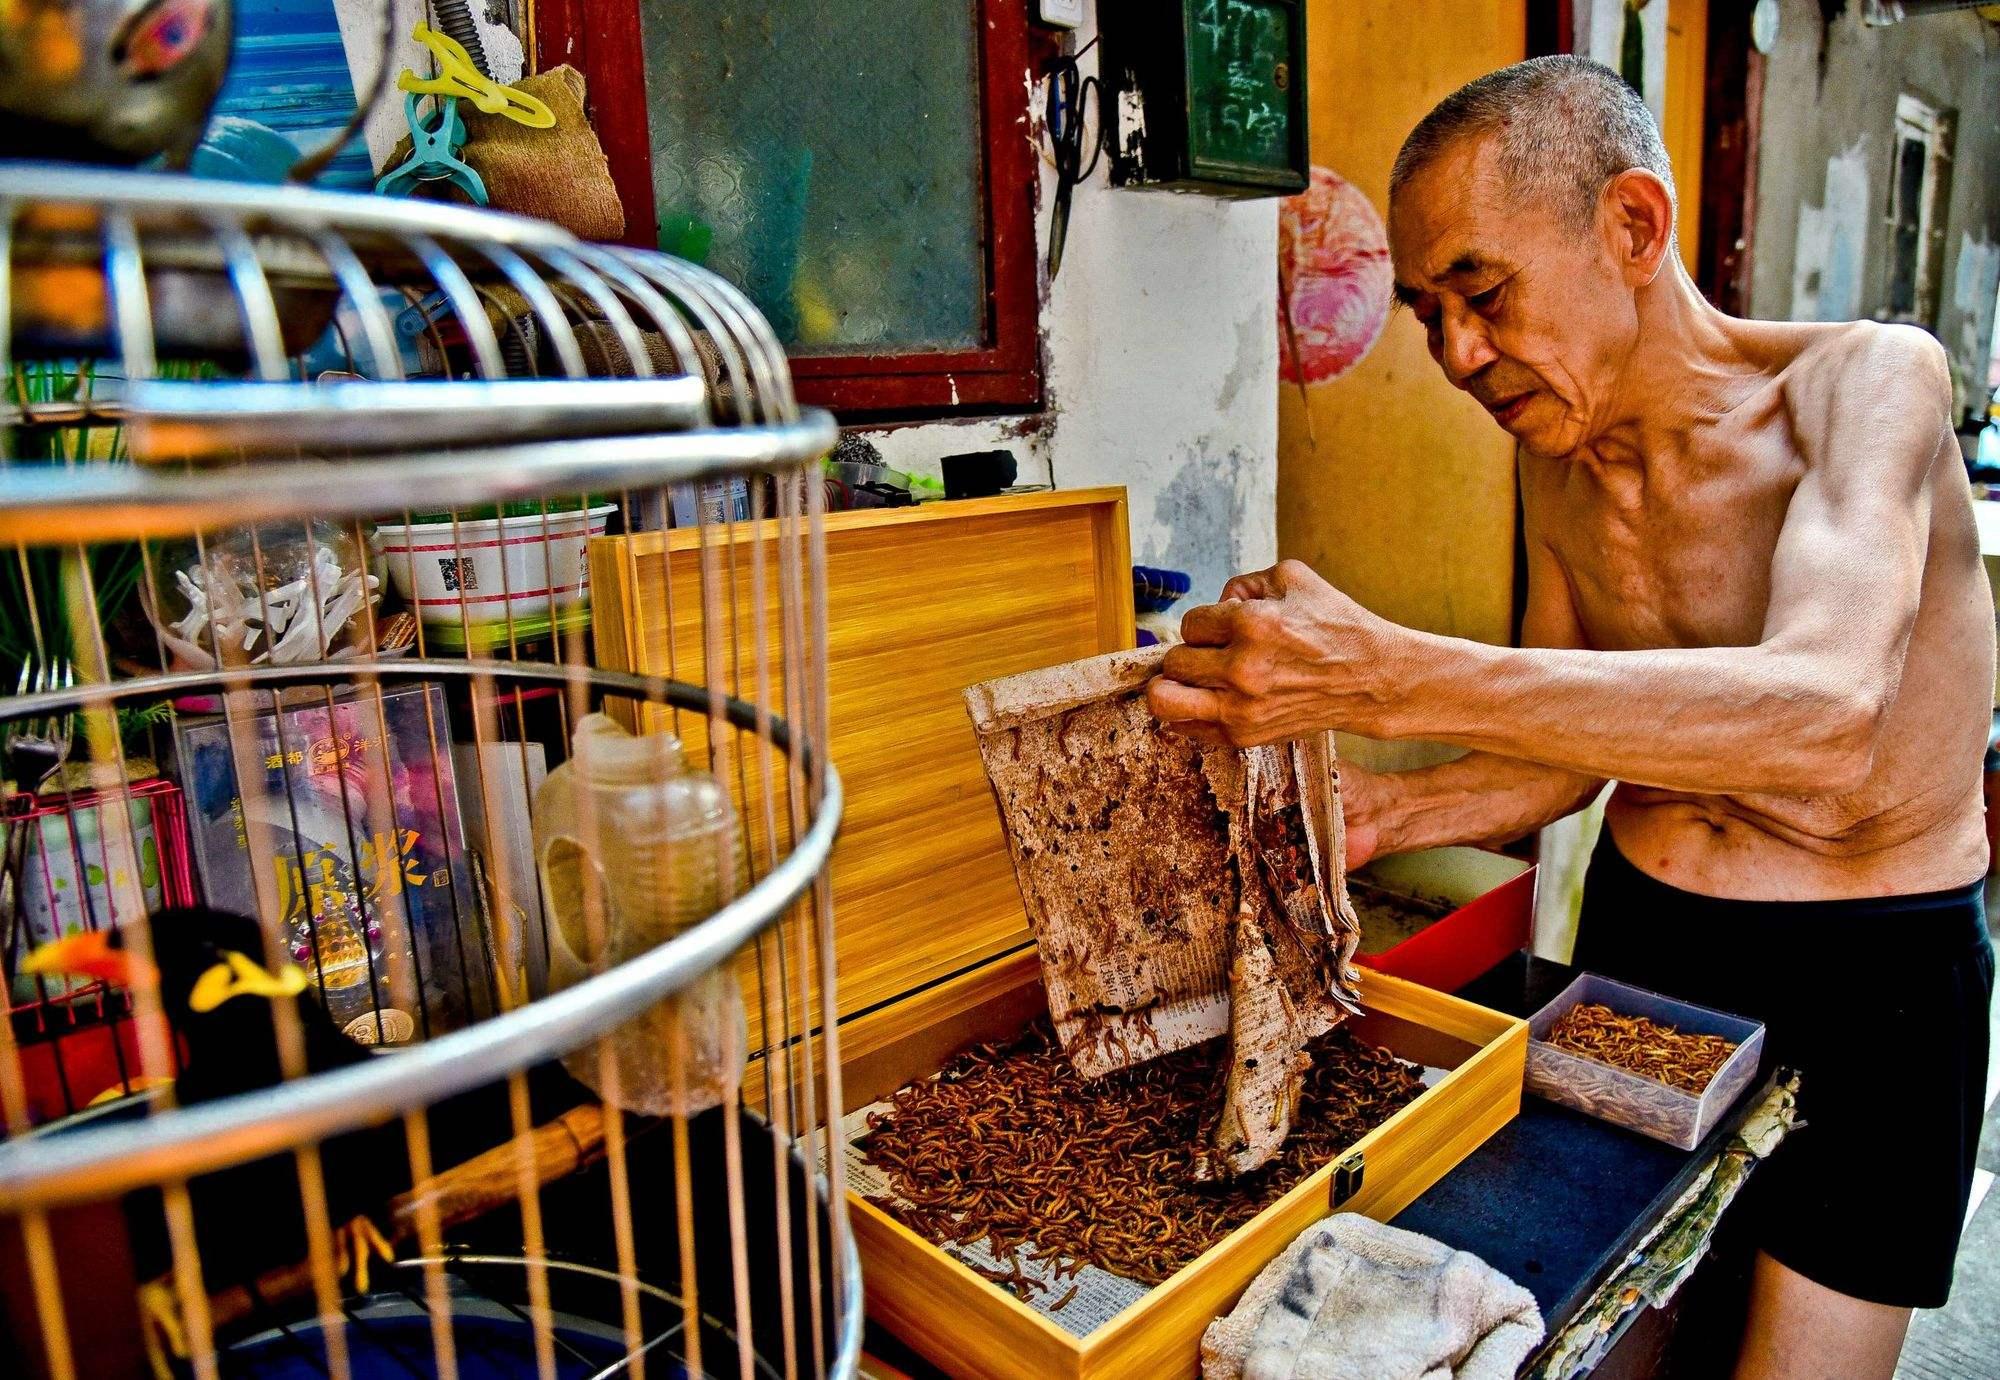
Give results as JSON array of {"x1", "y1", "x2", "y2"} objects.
[{"x1": 1202, "y1": 1215, "x2": 1544, "y2": 1380}]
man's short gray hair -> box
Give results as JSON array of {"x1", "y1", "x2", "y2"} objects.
[{"x1": 1390, "y1": 55, "x2": 1674, "y2": 229}]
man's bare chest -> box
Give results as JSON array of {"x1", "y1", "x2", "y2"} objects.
[{"x1": 1532, "y1": 445, "x2": 1802, "y2": 652}]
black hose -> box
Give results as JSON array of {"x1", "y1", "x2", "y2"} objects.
[{"x1": 431, "y1": 0, "x2": 494, "y2": 80}]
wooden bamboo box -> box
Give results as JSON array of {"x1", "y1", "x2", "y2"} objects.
[
  {"x1": 588, "y1": 489, "x2": 1527, "y2": 1380},
  {"x1": 836, "y1": 956, "x2": 1523, "y2": 1380}
]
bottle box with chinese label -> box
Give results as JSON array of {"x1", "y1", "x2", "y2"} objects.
[{"x1": 172, "y1": 682, "x2": 488, "y2": 1043}]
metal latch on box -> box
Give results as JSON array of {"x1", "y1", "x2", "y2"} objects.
[{"x1": 1332, "y1": 1149, "x2": 1365, "y2": 1207}]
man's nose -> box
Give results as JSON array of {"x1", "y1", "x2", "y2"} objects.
[{"x1": 1439, "y1": 306, "x2": 1499, "y2": 384}]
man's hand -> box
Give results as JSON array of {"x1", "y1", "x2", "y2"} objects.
[{"x1": 1145, "y1": 559, "x2": 1404, "y2": 747}]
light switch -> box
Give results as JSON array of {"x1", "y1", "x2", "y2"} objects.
[{"x1": 1038, "y1": 0, "x2": 1086, "y2": 29}]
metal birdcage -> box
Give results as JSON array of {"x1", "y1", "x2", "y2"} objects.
[{"x1": 0, "y1": 164, "x2": 854, "y2": 1380}]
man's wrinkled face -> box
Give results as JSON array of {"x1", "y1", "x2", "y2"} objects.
[{"x1": 1388, "y1": 134, "x2": 1639, "y2": 458}]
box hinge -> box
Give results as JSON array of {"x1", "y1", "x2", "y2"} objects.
[{"x1": 1332, "y1": 1149, "x2": 1365, "y2": 1207}]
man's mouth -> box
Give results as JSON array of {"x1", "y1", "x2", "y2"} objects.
[{"x1": 1483, "y1": 392, "x2": 1532, "y2": 425}]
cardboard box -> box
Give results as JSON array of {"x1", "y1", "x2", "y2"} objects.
[{"x1": 175, "y1": 682, "x2": 487, "y2": 1042}]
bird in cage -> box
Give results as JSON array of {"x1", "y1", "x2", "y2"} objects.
[{"x1": 23, "y1": 907, "x2": 591, "y2": 1376}]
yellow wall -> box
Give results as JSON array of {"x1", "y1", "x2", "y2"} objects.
[
  {"x1": 1279, "y1": 3, "x2": 1528, "y2": 646},
  {"x1": 1663, "y1": 0, "x2": 1708, "y2": 274}
]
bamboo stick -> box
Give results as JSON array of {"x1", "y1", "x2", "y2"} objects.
[{"x1": 189, "y1": 1103, "x2": 608, "y2": 1335}]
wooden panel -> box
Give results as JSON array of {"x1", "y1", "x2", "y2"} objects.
[
  {"x1": 1278, "y1": 2, "x2": 1527, "y2": 646},
  {"x1": 839, "y1": 966, "x2": 1525, "y2": 1380},
  {"x1": 836, "y1": 949, "x2": 1048, "y2": 1114},
  {"x1": 1356, "y1": 962, "x2": 1521, "y2": 1049},
  {"x1": 855, "y1": 1350, "x2": 922, "y2": 1380},
  {"x1": 589, "y1": 490, "x2": 1135, "y2": 1040},
  {"x1": 526, "y1": 0, "x2": 654, "y2": 247},
  {"x1": 854, "y1": 1204, "x2": 1086, "y2": 1380},
  {"x1": 1334, "y1": 970, "x2": 1526, "y2": 1223},
  {"x1": 1663, "y1": 0, "x2": 1708, "y2": 277}
]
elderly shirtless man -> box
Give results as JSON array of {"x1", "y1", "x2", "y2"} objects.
[{"x1": 1151, "y1": 56, "x2": 1995, "y2": 1379}]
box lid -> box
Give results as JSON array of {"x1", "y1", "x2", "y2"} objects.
[{"x1": 588, "y1": 488, "x2": 1137, "y2": 1036}]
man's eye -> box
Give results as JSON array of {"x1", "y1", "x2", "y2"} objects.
[{"x1": 1468, "y1": 286, "x2": 1501, "y2": 311}]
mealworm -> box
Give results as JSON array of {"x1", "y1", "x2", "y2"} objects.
[
  {"x1": 858, "y1": 1022, "x2": 1423, "y2": 1286},
  {"x1": 1547, "y1": 1003, "x2": 1737, "y2": 1094}
]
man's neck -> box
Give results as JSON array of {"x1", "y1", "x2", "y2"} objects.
[{"x1": 1577, "y1": 262, "x2": 1761, "y2": 481}]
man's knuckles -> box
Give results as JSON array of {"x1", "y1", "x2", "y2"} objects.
[
  {"x1": 1273, "y1": 558, "x2": 1318, "y2": 591},
  {"x1": 1225, "y1": 653, "x2": 1274, "y2": 695},
  {"x1": 1145, "y1": 675, "x2": 1201, "y2": 720},
  {"x1": 1178, "y1": 601, "x2": 1239, "y2": 646},
  {"x1": 1159, "y1": 643, "x2": 1214, "y2": 687},
  {"x1": 1235, "y1": 600, "x2": 1281, "y2": 637}
]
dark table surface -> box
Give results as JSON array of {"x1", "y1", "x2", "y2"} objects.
[{"x1": 1390, "y1": 952, "x2": 1768, "y2": 1364}]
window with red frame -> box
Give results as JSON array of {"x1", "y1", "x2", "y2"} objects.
[{"x1": 534, "y1": 0, "x2": 1041, "y2": 416}]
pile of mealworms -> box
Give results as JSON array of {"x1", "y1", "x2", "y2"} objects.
[
  {"x1": 1546, "y1": 1002, "x2": 1738, "y2": 1094},
  {"x1": 856, "y1": 1022, "x2": 1424, "y2": 1288}
]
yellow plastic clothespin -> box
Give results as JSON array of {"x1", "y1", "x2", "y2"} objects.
[{"x1": 396, "y1": 22, "x2": 555, "y2": 129}]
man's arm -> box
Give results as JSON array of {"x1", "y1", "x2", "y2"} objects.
[
  {"x1": 1346, "y1": 753, "x2": 1603, "y2": 864},
  {"x1": 1344, "y1": 515, "x2": 1604, "y2": 864},
  {"x1": 1151, "y1": 326, "x2": 1948, "y2": 797}
]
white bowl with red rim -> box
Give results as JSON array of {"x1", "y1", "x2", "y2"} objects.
[{"x1": 373, "y1": 504, "x2": 617, "y2": 652}]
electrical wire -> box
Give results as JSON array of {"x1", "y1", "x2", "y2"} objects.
[{"x1": 1044, "y1": 35, "x2": 1110, "y2": 281}]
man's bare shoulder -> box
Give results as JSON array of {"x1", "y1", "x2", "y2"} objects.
[
  {"x1": 1736, "y1": 318, "x2": 1936, "y2": 414},
  {"x1": 1780, "y1": 318, "x2": 1947, "y2": 395},
  {"x1": 1729, "y1": 315, "x2": 1944, "y2": 387},
  {"x1": 1745, "y1": 319, "x2": 1953, "y2": 472}
]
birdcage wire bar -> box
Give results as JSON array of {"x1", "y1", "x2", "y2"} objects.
[{"x1": 0, "y1": 163, "x2": 858, "y2": 1380}]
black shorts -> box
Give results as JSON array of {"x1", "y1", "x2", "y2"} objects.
[{"x1": 1574, "y1": 832, "x2": 1994, "y2": 1310}]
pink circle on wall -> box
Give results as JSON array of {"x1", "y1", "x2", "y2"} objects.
[{"x1": 1279, "y1": 166, "x2": 1394, "y2": 385}]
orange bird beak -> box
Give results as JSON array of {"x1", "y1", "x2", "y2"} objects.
[{"x1": 19, "y1": 930, "x2": 155, "y2": 989}]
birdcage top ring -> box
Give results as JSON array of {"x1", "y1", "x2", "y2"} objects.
[{"x1": 0, "y1": 409, "x2": 838, "y2": 544}]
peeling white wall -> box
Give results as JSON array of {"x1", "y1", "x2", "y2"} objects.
[
  {"x1": 1952, "y1": 231, "x2": 1999, "y2": 396},
  {"x1": 1788, "y1": 137, "x2": 1872, "y2": 323},
  {"x1": 863, "y1": 28, "x2": 1279, "y2": 606},
  {"x1": 1751, "y1": 0, "x2": 2000, "y2": 412}
]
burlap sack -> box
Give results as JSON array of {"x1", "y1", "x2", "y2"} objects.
[{"x1": 385, "y1": 64, "x2": 624, "y2": 242}]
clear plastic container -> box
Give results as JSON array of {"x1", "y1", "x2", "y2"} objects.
[
  {"x1": 1526, "y1": 973, "x2": 1764, "y2": 1151},
  {"x1": 533, "y1": 713, "x2": 746, "y2": 1115},
  {"x1": 147, "y1": 521, "x2": 381, "y2": 670}
]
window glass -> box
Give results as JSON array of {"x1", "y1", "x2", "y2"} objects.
[
  {"x1": 638, "y1": 1, "x2": 988, "y2": 355},
  {"x1": 1887, "y1": 133, "x2": 1925, "y2": 319}
]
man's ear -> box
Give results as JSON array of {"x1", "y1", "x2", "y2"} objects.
[{"x1": 1604, "y1": 168, "x2": 1676, "y2": 286}]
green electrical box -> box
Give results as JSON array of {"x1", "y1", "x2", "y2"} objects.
[{"x1": 1102, "y1": 0, "x2": 1308, "y2": 199}]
